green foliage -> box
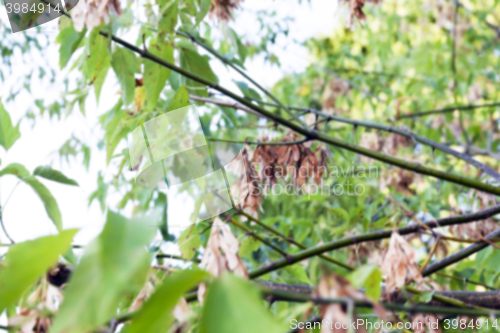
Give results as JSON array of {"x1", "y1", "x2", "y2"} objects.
[
  {"x1": 200, "y1": 273, "x2": 284, "y2": 333},
  {"x1": 166, "y1": 84, "x2": 190, "y2": 111},
  {"x1": 51, "y1": 211, "x2": 157, "y2": 333},
  {"x1": 144, "y1": 39, "x2": 173, "y2": 110},
  {"x1": 0, "y1": 163, "x2": 63, "y2": 230},
  {"x1": 0, "y1": 100, "x2": 20, "y2": 151},
  {"x1": 158, "y1": 0, "x2": 178, "y2": 38},
  {"x1": 33, "y1": 165, "x2": 79, "y2": 186},
  {"x1": 84, "y1": 27, "x2": 111, "y2": 102},
  {"x1": 111, "y1": 47, "x2": 138, "y2": 105},
  {"x1": 178, "y1": 40, "x2": 218, "y2": 96},
  {"x1": 348, "y1": 265, "x2": 382, "y2": 301},
  {"x1": 4, "y1": 0, "x2": 500, "y2": 330},
  {"x1": 128, "y1": 270, "x2": 209, "y2": 332},
  {"x1": 55, "y1": 20, "x2": 86, "y2": 69},
  {"x1": 0, "y1": 229, "x2": 77, "y2": 313},
  {"x1": 178, "y1": 224, "x2": 201, "y2": 259}
]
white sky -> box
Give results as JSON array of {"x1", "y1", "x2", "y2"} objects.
[{"x1": 0, "y1": 0, "x2": 341, "y2": 245}]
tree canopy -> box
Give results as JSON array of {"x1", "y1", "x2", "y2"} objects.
[{"x1": 2, "y1": 0, "x2": 500, "y2": 332}]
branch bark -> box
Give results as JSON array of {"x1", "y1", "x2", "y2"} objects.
[
  {"x1": 422, "y1": 227, "x2": 500, "y2": 277},
  {"x1": 192, "y1": 95, "x2": 500, "y2": 182},
  {"x1": 260, "y1": 282, "x2": 500, "y2": 309},
  {"x1": 248, "y1": 204, "x2": 500, "y2": 279}
]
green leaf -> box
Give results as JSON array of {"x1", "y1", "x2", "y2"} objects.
[
  {"x1": 84, "y1": 27, "x2": 108, "y2": 83},
  {"x1": 196, "y1": 0, "x2": 211, "y2": 24},
  {"x1": 284, "y1": 264, "x2": 311, "y2": 284},
  {"x1": 55, "y1": 24, "x2": 86, "y2": 69},
  {"x1": 144, "y1": 40, "x2": 173, "y2": 110},
  {"x1": 0, "y1": 101, "x2": 20, "y2": 151},
  {"x1": 234, "y1": 81, "x2": 261, "y2": 100},
  {"x1": 88, "y1": 172, "x2": 108, "y2": 212},
  {"x1": 200, "y1": 273, "x2": 284, "y2": 333},
  {"x1": 0, "y1": 163, "x2": 63, "y2": 231},
  {"x1": 111, "y1": 48, "x2": 137, "y2": 105},
  {"x1": 165, "y1": 85, "x2": 190, "y2": 112},
  {"x1": 178, "y1": 40, "x2": 218, "y2": 96},
  {"x1": 51, "y1": 211, "x2": 157, "y2": 333},
  {"x1": 178, "y1": 224, "x2": 201, "y2": 259},
  {"x1": 348, "y1": 265, "x2": 382, "y2": 301},
  {"x1": 93, "y1": 58, "x2": 111, "y2": 103},
  {"x1": 0, "y1": 229, "x2": 77, "y2": 313},
  {"x1": 327, "y1": 207, "x2": 349, "y2": 222},
  {"x1": 238, "y1": 235, "x2": 261, "y2": 257},
  {"x1": 414, "y1": 291, "x2": 435, "y2": 303},
  {"x1": 158, "y1": 0, "x2": 178, "y2": 38},
  {"x1": 34, "y1": 165, "x2": 79, "y2": 186},
  {"x1": 128, "y1": 270, "x2": 209, "y2": 333}
]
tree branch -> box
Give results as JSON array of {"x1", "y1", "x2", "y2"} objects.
[
  {"x1": 91, "y1": 32, "x2": 500, "y2": 195},
  {"x1": 260, "y1": 282, "x2": 500, "y2": 309},
  {"x1": 422, "y1": 227, "x2": 500, "y2": 277},
  {"x1": 248, "y1": 204, "x2": 500, "y2": 279},
  {"x1": 195, "y1": 95, "x2": 500, "y2": 182},
  {"x1": 239, "y1": 211, "x2": 352, "y2": 270},
  {"x1": 261, "y1": 287, "x2": 500, "y2": 317},
  {"x1": 397, "y1": 102, "x2": 500, "y2": 119}
]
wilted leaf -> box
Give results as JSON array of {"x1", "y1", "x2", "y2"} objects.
[{"x1": 380, "y1": 230, "x2": 422, "y2": 292}]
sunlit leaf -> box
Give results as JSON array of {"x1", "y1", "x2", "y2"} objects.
[
  {"x1": 111, "y1": 48, "x2": 138, "y2": 105},
  {"x1": 128, "y1": 270, "x2": 209, "y2": 333},
  {"x1": 200, "y1": 273, "x2": 284, "y2": 333},
  {"x1": 0, "y1": 101, "x2": 20, "y2": 151},
  {"x1": 144, "y1": 40, "x2": 173, "y2": 110},
  {"x1": 34, "y1": 165, "x2": 79, "y2": 186},
  {"x1": 0, "y1": 229, "x2": 78, "y2": 313},
  {"x1": 50, "y1": 211, "x2": 157, "y2": 333},
  {"x1": 0, "y1": 163, "x2": 63, "y2": 231}
]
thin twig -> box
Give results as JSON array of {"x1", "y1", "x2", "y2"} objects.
[
  {"x1": 397, "y1": 102, "x2": 500, "y2": 119},
  {"x1": 239, "y1": 211, "x2": 353, "y2": 270},
  {"x1": 206, "y1": 137, "x2": 309, "y2": 146},
  {"x1": 422, "y1": 227, "x2": 500, "y2": 277},
  {"x1": 0, "y1": 206, "x2": 14, "y2": 244},
  {"x1": 229, "y1": 218, "x2": 289, "y2": 257}
]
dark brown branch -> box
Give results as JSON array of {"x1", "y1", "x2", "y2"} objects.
[{"x1": 260, "y1": 282, "x2": 500, "y2": 309}]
